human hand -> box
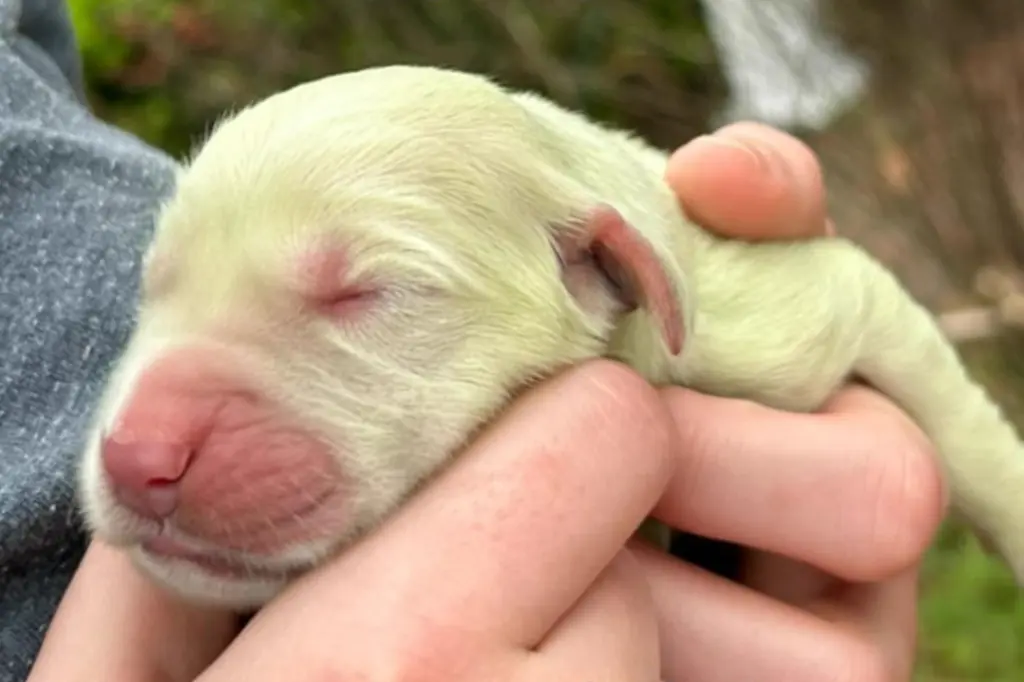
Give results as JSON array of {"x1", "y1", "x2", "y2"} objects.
[
  {"x1": 666, "y1": 121, "x2": 834, "y2": 240},
  {"x1": 645, "y1": 121, "x2": 944, "y2": 680}
]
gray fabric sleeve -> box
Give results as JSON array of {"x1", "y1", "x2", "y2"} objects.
[{"x1": 0, "y1": 1, "x2": 179, "y2": 678}]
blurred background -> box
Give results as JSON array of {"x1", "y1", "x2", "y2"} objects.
[{"x1": 66, "y1": 0, "x2": 1023, "y2": 678}]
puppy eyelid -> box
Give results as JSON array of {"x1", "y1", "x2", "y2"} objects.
[{"x1": 308, "y1": 284, "x2": 382, "y2": 321}]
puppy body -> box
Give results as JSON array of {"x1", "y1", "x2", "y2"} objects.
[
  {"x1": 78, "y1": 65, "x2": 1024, "y2": 609},
  {"x1": 518, "y1": 86, "x2": 1024, "y2": 570}
]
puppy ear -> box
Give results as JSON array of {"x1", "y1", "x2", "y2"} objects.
[{"x1": 556, "y1": 203, "x2": 684, "y2": 356}]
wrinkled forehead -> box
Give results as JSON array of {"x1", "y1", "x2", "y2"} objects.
[
  {"x1": 148, "y1": 181, "x2": 516, "y2": 322},
  {"x1": 151, "y1": 112, "x2": 562, "y2": 311}
]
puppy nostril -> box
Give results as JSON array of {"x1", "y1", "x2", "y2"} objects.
[
  {"x1": 142, "y1": 481, "x2": 181, "y2": 518},
  {"x1": 100, "y1": 435, "x2": 194, "y2": 519}
]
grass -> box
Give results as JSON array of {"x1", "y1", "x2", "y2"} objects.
[
  {"x1": 914, "y1": 343, "x2": 1024, "y2": 681},
  {"x1": 916, "y1": 522, "x2": 1024, "y2": 681}
]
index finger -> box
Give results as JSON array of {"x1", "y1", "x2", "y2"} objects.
[
  {"x1": 666, "y1": 122, "x2": 831, "y2": 240},
  {"x1": 275, "y1": 360, "x2": 676, "y2": 649},
  {"x1": 652, "y1": 385, "x2": 944, "y2": 582}
]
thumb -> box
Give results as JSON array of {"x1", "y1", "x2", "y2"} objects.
[
  {"x1": 27, "y1": 541, "x2": 239, "y2": 682},
  {"x1": 666, "y1": 122, "x2": 828, "y2": 241}
]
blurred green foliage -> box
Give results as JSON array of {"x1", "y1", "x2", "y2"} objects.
[
  {"x1": 917, "y1": 523, "x2": 1024, "y2": 680},
  {"x1": 68, "y1": 0, "x2": 725, "y2": 159},
  {"x1": 66, "y1": 1, "x2": 1020, "y2": 679}
]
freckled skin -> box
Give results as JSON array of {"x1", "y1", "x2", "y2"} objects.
[{"x1": 78, "y1": 64, "x2": 1024, "y2": 611}]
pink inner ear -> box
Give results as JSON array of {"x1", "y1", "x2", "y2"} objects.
[{"x1": 584, "y1": 204, "x2": 685, "y2": 356}]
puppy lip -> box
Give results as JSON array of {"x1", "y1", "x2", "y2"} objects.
[{"x1": 140, "y1": 535, "x2": 292, "y2": 579}]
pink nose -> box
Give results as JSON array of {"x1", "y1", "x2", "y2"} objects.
[{"x1": 100, "y1": 436, "x2": 194, "y2": 519}]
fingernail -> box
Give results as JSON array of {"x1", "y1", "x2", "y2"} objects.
[{"x1": 692, "y1": 134, "x2": 772, "y2": 173}]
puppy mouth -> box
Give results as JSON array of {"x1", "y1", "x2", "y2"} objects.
[{"x1": 140, "y1": 535, "x2": 301, "y2": 581}]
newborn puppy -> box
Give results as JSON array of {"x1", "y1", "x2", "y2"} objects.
[{"x1": 78, "y1": 64, "x2": 1024, "y2": 609}]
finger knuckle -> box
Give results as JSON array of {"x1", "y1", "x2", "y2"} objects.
[{"x1": 861, "y1": 415, "x2": 945, "y2": 577}]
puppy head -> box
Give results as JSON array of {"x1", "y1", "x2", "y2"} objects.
[{"x1": 77, "y1": 66, "x2": 685, "y2": 609}]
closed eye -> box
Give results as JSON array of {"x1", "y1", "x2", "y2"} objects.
[{"x1": 310, "y1": 286, "x2": 382, "y2": 320}]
